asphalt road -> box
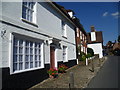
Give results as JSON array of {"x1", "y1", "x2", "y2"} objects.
[{"x1": 87, "y1": 56, "x2": 119, "y2": 88}]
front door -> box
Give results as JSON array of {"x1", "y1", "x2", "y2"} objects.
[{"x1": 50, "y1": 46, "x2": 55, "y2": 69}]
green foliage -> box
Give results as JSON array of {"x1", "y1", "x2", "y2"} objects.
[
  {"x1": 47, "y1": 68, "x2": 58, "y2": 76},
  {"x1": 87, "y1": 48, "x2": 94, "y2": 56},
  {"x1": 86, "y1": 53, "x2": 92, "y2": 58},
  {"x1": 80, "y1": 52, "x2": 86, "y2": 61},
  {"x1": 58, "y1": 64, "x2": 68, "y2": 73}
]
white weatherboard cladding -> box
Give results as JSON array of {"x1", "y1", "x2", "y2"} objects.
[
  {"x1": 0, "y1": 23, "x2": 47, "y2": 67},
  {"x1": 44, "y1": 45, "x2": 50, "y2": 64},
  {"x1": 87, "y1": 43, "x2": 103, "y2": 58},
  {"x1": 0, "y1": 23, "x2": 2, "y2": 67},
  {"x1": 56, "y1": 42, "x2": 76, "y2": 62},
  {"x1": 1, "y1": 2, "x2": 76, "y2": 70},
  {"x1": 1, "y1": 2, "x2": 75, "y2": 44},
  {"x1": 91, "y1": 32, "x2": 96, "y2": 41},
  {"x1": 37, "y1": 2, "x2": 62, "y2": 38},
  {"x1": 66, "y1": 23, "x2": 76, "y2": 44}
]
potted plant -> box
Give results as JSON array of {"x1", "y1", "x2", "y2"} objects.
[
  {"x1": 47, "y1": 68, "x2": 58, "y2": 78},
  {"x1": 58, "y1": 64, "x2": 68, "y2": 73}
]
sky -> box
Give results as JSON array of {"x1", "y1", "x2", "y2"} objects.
[{"x1": 56, "y1": 2, "x2": 119, "y2": 45}]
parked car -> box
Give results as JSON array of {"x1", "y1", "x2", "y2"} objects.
[{"x1": 113, "y1": 48, "x2": 120, "y2": 56}]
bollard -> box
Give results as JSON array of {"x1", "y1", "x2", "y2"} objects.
[
  {"x1": 86, "y1": 58, "x2": 88, "y2": 65},
  {"x1": 91, "y1": 59, "x2": 94, "y2": 72},
  {"x1": 69, "y1": 72, "x2": 74, "y2": 88}
]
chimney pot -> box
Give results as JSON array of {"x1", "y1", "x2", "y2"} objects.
[{"x1": 91, "y1": 25, "x2": 95, "y2": 32}]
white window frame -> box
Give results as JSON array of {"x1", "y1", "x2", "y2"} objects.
[
  {"x1": 77, "y1": 28, "x2": 79, "y2": 37},
  {"x1": 91, "y1": 32, "x2": 96, "y2": 41},
  {"x1": 62, "y1": 21, "x2": 67, "y2": 38},
  {"x1": 80, "y1": 31, "x2": 82, "y2": 39},
  {"x1": 22, "y1": 0, "x2": 37, "y2": 24},
  {"x1": 9, "y1": 33, "x2": 44, "y2": 74},
  {"x1": 63, "y1": 46, "x2": 68, "y2": 62}
]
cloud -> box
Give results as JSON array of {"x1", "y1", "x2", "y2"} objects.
[
  {"x1": 111, "y1": 12, "x2": 120, "y2": 18},
  {"x1": 103, "y1": 12, "x2": 108, "y2": 17}
]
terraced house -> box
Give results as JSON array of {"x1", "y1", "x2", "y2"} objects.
[
  {"x1": 73, "y1": 17, "x2": 87, "y2": 61},
  {"x1": 0, "y1": 0, "x2": 78, "y2": 88}
]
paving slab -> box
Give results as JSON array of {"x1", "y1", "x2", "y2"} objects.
[{"x1": 29, "y1": 57, "x2": 107, "y2": 89}]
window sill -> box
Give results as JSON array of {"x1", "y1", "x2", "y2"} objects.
[
  {"x1": 63, "y1": 60, "x2": 68, "y2": 63},
  {"x1": 10, "y1": 66, "x2": 44, "y2": 75},
  {"x1": 21, "y1": 18, "x2": 38, "y2": 27},
  {"x1": 62, "y1": 36, "x2": 67, "y2": 39}
]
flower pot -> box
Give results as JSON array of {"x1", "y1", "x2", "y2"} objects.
[
  {"x1": 49, "y1": 75, "x2": 54, "y2": 78},
  {"x1": 49, "y1": 74, "x2": 58, "y2": 78}
]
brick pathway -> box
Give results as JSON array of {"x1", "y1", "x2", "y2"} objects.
[{"x1": 29, "y1": 57, "x2": 107, "y2": 89}]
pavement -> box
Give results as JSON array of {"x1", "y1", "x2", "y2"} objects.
[
  {"x1": 87, "y1": 56, "x2": 119, "y2": 88},
  {"x1": 29, "y1": 56, "x2": 108, "y2": 89}
]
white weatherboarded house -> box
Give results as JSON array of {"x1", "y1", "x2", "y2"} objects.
[
  {"x1": 87, "y1": 26, "x2": 103, "y2": 58},
  {"x1": 0, "y1": 0, "x2": 76, "y2": 88}
]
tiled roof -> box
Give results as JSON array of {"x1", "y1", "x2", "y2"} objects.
[{"x1": 87, "y1": 31, "x2": 103, "y2": 44}]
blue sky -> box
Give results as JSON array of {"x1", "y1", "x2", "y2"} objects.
[{"x1": 57, "y1": 2, "x2": 119, "y2": 45}]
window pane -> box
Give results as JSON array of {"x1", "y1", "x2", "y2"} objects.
[
  {"x1": 13, "y1": 63, "x2": 17, "y2": 71},
  {"x1": 31, "y1": 2, "x2": 34, "y2": 9},
  {"x1": 19, "y1": 40, "x2": 23, "y2": 46},
  {"x1": 35, "y1": 49, "x2": 37, "y2": 54},
  {"x1": 19, "y1": 63, "x2": 23, "y2": 70},
  {"x1": 19, "y1": 47, "x2": 23, "y2": 54},
  {"x1": 30, "y1": 62, "x2": 33, "y2": 68},
  {"x1": 30, "y1": 55, "x2": 33, "y2": 61},
  {"x1": 22, "y1": 6, "x2": 27, "y2": 19},
  {"x1": 26, "y1": 41, "x2": 29, "y2": 47},
  {"x1": 30, "y1": 48, "x2": 33, "y2": 54},
  {"x1": 35, "y1": 42, "x2": 37, "y2": 47},
  {"x1": 25, "y1": 48, "x2": 29, "y2": 54},
  {"x1": 14, "y1": 38, "x2": 18, "y2": 46},
  {"x1": 22, "y1": 12, "x2": 26, "y2": 19},
  {"x1": 25, "y1": 55, "x2": 29, "y2": 61},
  {"x1": 14, "y1": 47, "x2": 18, "y2": 53},
  {"x1": 25, "y1": 62, "x2": 29, "y2": 69},
  {"x1": 19, "y1": 55, "x2": 23, "y2": 61},
  {"x1": 35, "y1": 62, "x2": 37, "y2": 67},
  {"x1": 23, "y1": 2, "x2": 27, "y2": 6},
  {"x1": 27, "y1": 10, "x2": 30, "y2": 21},
  {"x1": 28, "y1": 2, "x2": 31, "y2": 8},
  {"x1": 13, "y1": 55, "x2": 17, "y2": 62},
  {"x1": 38, "y1": 49, "x2": 41, "y2": 54},
  {"x1": 39, "y1": 55, "x2": 41, "y2": 60},
  {"x1": 30, "y1": 12, "x2": 33, "y2": 22},
  {"x1": 38, "y1": 44, "x2": 41, "y2": 48},
  {"x1": 35, "y1": 55, "x2": 37, "y2": 60},
  {"x1": 39, "y1": 61, "x2": 41, "y2": 67},
  {"x1": 30, "y1": 42, "x2": 33, "y2": 47}
]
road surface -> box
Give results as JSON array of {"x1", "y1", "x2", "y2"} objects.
[{"x1": 87, "y1": 56, "x2": 119, "y2": 88}]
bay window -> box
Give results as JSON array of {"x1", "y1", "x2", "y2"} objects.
[{"x1": 13, "y1": 36, "x2": 43, "y2": 73}]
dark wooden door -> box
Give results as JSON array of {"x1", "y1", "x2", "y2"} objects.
[{"x1": 50, "y1": 46, "x2": 55, "y2": 69}]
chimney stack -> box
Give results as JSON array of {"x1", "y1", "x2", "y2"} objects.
[
  {"x1": 91, "y1": 25, "x2": 95, "y2": 32},
  {"x1": 67, "y1": 9, "x2": 75, "y2": 18}
]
